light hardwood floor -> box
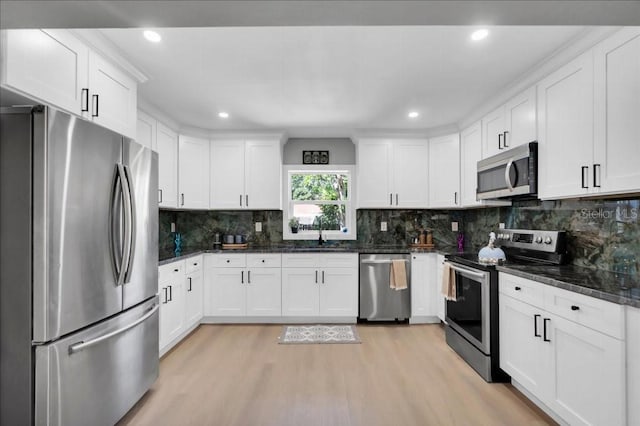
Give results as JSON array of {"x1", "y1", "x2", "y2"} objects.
[{"x1": 119, "y1": 324, "x2": 555, "y2": 426}]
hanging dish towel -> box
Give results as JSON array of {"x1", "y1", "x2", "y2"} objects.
[
  {"x1": 441, "y1": 262, "x2": 457, "y2": 301},
  {"x1": 390, "y1": 259, "x2": 408, "y2": 290}
]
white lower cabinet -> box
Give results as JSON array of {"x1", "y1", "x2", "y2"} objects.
[
  {"x1": 205, "y1": 254, "x2": 282, "y2": 317},
  {"x1": 184, "y1": 256, "x2": 204, "y2": 328},
  {"x1": 410, "y1": 253, "x2": 439, "y2": 323},
  {"x1": 281, "y1": 253, "x2": 358, "y2": 317},
  {"x1": 158, "y1": 260, "x2": 185, "y2": 353},
  {"x1": 499, "y1": 272, "x2": 626, "y2": 426}
]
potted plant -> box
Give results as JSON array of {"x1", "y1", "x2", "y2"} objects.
[{"x1": 288, "y1": 217, "x2": 300, "y2": 233}]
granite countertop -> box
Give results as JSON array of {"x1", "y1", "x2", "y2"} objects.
[
  {"x1": 159, "y1": 245, "x2": 454, "y2": 265},
  {"x1": 497, "y1": 264, "x2": 640, "y2": 308}
]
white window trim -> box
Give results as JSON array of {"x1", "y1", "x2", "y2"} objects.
[{"x1": 282, "y1": 165, "x2": 356, "y2": 241}]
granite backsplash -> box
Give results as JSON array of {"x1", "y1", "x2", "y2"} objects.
[{"x1": 160, "y1": 197, "x2": 639, "y2": 275}]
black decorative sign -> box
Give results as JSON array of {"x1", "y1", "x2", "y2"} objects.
[{"x1": 302, "y1": 150, "x2": 329, "y2": 164}]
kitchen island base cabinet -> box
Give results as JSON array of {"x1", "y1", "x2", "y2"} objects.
[{"x1": 499, "y1": 273, "x2": 626, "y2": 426}]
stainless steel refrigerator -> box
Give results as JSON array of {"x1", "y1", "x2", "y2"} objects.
[{"x1": 0, "y1": 95, "x2": 159, "y2": 425}]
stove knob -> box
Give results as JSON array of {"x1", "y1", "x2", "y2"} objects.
[
  {"x1": 535, "y1": 237, "x2": 543, "y2": 244},
  {"x1": 544, "y1": 237, "x2": 553, "y2": 245}
]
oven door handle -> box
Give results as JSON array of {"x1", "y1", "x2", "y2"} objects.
[{"x1": 446, "y1": 262, "x2": 486, "y2": 279}]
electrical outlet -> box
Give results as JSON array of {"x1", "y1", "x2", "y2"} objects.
[
  {"x1": 499, "y1": 223, "x2": 506, "y2": 229},
  {"x1": 170, "y1": 222, "x2": 176, "y2": 233},
  {"x1": 381, "y1": 221, "x2": 388, "y2": 232},
  {"x1": 255, "y1": 222, "x2": 262, "y2": 232},
  {"x1": 451, "y1": 221, "x2": 458, "y2": 232}
]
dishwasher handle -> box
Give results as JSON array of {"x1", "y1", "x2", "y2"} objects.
[{"x1": 361, "y1": 259, "x2": 409, "y2": 265}]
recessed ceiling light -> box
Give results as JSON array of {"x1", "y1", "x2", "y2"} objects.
[
  {"x1": 143, "y1": 30, "x2": 162, "y2": 43},
  {"x1": 218, "y1": 112, "x2": 229, "y2": 119},
  {"x1": 471, "y1": 29, "x2": 489, "y2": 41},
  {"x1": 408, "y1": 111, "x2": 419, "y2": 118}
]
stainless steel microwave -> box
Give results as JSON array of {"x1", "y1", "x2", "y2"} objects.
[{"x1": 476, "y1": 142, "x2": 537, "y2": 200}]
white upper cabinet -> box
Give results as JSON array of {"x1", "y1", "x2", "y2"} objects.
[
  {"x1": 428, "y1": 133, "x2": 460, "y2": 208},
  {"x1": 178, "y1": 135, "x2": 210, "y2": 209},
  {"x1": 136, "y1": 110, "x2": 156, "y2": 150},
  {"x1": 1, "y1": 29, "x2": 88, "y2": 115},
  {"x1": 156, "y1": 122, "x2": 178, "y2": 208},
  {"x1": 593, "y1": 27, "x2": 640, "y2": 196},
  {"x1": 87, "y1": 51, "x2": 137, "y2": 138},
  {"x1": 538, "y1": 51, "x2": 595, "y2": 199},
  {"x1": 357, "y1": 138, "x2": 428, "y2": 208},
  {"x1": 245, "y1": 139, "x2": 282, "y2": 209},
  {"x1": 1, "y1": 30, "x2": 138, "y2": 139},
  {"x1": 460, "y1": 122, "x2": 482, "y2": 207},
  {"x1": 482, "y1": 86, "x2": 536, "y2": 158},
  {"x1": 210, "y1": 138, "x2": 282, "y2": 210}
]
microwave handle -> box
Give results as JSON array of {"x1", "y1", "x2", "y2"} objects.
[{"x1": 505, "y1": 159, "x2": 515, "y2": 192}]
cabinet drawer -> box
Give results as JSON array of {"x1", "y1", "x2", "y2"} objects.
[
  {"x1": 209, "y1": 254, "x2": 246, "y2": 268},
  {"x1": 544, "y1": 285, "x2": 625, "y2": 339},
  {"x1": 185, "y1": 255, "x2": 203, "y2": 274},
  {"x1": 499, "y1": 273, "x2": 545, "y2": 308},
  {"x1": 159, "y1": 260, "x2": 185, "y2": 283},
  {"x1": 247, "y1": 253, "x2": 281, "y2": 268},
  {"x1": 322, "y1": 253, "x2": 358, "y2": 268},
  {"x1": 282, "y1": 253, "x2": 318, "y2": 268}
]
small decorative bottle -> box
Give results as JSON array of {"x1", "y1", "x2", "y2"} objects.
[
  {"x1": 457, "y1": 232, "x2": 465, "y2": 252},
  {"x1": 174, "y1": 232, "x2": 182, "y2": 256}
]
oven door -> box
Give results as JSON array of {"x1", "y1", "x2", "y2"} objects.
[{"x1": 444, "y1": 261, "x2": 491, "y2": 355}]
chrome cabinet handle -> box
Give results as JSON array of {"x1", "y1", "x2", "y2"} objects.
[
  {"x1": 390, "y1": 193, "x2": 393, "y2": 206},
  {"x1": 248, "y1": 270, "x2": 251, "y2": 284},
  {"x1": 92, "y1": 94, "x2": 99, "y2": 117},
  {"x1": 241, "y1": 270, "x2": 244, "y2": 284},
  {"x1": 181, "y1": 193, "x2": 185, "y2": 206},
  {"x1": 240, "y1": 194, "x2": 242, "y2": 207},
  {"x1": 322, "y1": 270, "x2": 325, "y2": 284},
  {"x1": 534, "y1": 314, "x2": 541, "y2": 337},
  {"x1": 581, "y1": 166, "x2": 589, "y2": 189},
  {"x1": 162, "y1": 287, "x2": 168, "y2": 304},
  {"x1": 81, "y1": 88, "x2": 89, "y2": 112},
  {"x1": 543, "y1": 318, "x2": 551, "y2": 342},
  {"x1": 158, "y1": 189, "x2": 163, "y2": 204},
  {"x1": 571, "y1": 305, "x2": 580, "y2": 311},
  {"x1": 593, "y1": 164, "x2": 601, "y2": 188},
  {"x1": 454, "y1": 191, "x2": 457, "y2": 205},
  {"x1": 188, "y1": 277, "x2": 192, "y2": 292},
  {"x1": 315, "y1": 270, "x2": 318, "y2": 283},
  {"x1": 498, "y1": 133, "x2": 503, "y2": 150},
  {"x1": 69, "y1": 304, "x2": 159, "y2": 354},
  {"x1": 168, "y1": 285, "x2": 172, "y2": 302},
  {"x1": 503, "y1": 131, "x2": 509, "y2": 148},
  {"x1": 245, "y1": 194, "x2": 248, "y2": 207},
  {"x1": 395, "y1": 193, "x2": 398, "y2": 206}
]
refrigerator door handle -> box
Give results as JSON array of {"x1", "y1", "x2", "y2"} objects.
[
  {"x1": 122, "y1": 165, "x2": 136, "y2": 284},
  {"x1": 68, "y1": 304, "x2": 159, "y2": 354},
  {"x1": 109, "y1": 166, "x2": 124, "y2": 283},
  {"x1": 116, "y1": 164, "x2": 132, "y2": 286}
]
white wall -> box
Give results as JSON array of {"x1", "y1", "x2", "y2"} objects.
[{"x1": 283, "y1": 138, "x2": 355, "y2": 165}]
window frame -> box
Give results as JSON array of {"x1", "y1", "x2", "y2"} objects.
[{"x1": 282, "y1": 165, "x2": 356, "y2": 241}]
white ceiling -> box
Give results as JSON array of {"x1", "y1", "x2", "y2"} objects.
[{"x1": 99, "y1": 26, "x2": 587, "y2": 133}]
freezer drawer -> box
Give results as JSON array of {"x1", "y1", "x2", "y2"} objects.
[
  {"x1": 359, "y1": 254, "x2": 411, "y2": 321},
  {"x1": 35, "y1": 297, "x2": 159, "y2": 426}
]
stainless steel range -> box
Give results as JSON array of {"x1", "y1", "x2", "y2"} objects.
[{"x1": 444, "y1": 229, "x2": 567, "y2": 382}]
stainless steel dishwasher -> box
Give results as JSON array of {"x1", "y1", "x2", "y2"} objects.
[{"x1": 359, "y1": 254, "x2": 411, "y2": 321}]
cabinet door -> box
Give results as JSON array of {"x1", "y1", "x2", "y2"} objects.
[
  {"x1": 392, "y1": 140, "x2": 429, "y2": 207},
  {"x1": 411, "y1": 254, "x2": 430, "y2": 317},
  {"x1": 319, "y1": 268, "x2": 358, "y2": 316},
  {"x1": 245, "y1": 139, "x2": 282, "y2": 209},
  {"x1": 460, "y1": 122, "x2": 482, "y2": 207},
  {"x1": 246, "y1": 268, "x2": 282, "y2": 316},
  {"x1": 428, "y1": 133, "x2": 460, "y2": 208},
  {"x1": 281, "y1": 268, "x2": 319, "y2": 316},
  {"x1": 136, "y1": 110, "x2": 156, "y2": 150},
  {"x1": 546, "y1": 314, "x2": 625, "y2": 426},
  {"x1": 88, "y1": 51, "x2": 137, "y2": 138},
  {"x1": 499, "y1": 295, "x2": 546, "y2": 401},
  {"x1": 436, "y1": 255, "x2": 445, "y2": 322},
  {"x1": 504, "y1": 86, "x2": 537, "y2": 149},
  {"x1": 1, "y1": 29, "x2": 88, "y2": 115},
  {"x1": 156, "y1": 122, "x2": 178, "y2": 208},
  {"x1": 357, "y1": 139, "x2": 392, "y2": 208},
  {"x1": 159, "y1": 277, "x2": 184, "y2": 351},
  {"x1": 208, "y1": 268, "x2": 246, "y2": 316},
  {"x1": 178, "y1": 135, "x2": 209, "y2": 209},
  {"x1": 594, "y1": 28, "x2": 640, "y2": 195},
  {"x1": 482, "y1": 106, "x2": 505, "y2": 158},
  {"x1": 184, "y1": 269, "x2": 203, "y2": 327},
  {"x1": 538, "y1": 51, "x2": 594, "y2": 199},
  {"x1": 210, "y1": 141, "x2": 246, "y2": 209}
]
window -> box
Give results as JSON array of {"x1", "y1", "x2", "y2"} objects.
[{"x1": 283, "y1": 165, "x2": 356, "y2": 240}]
